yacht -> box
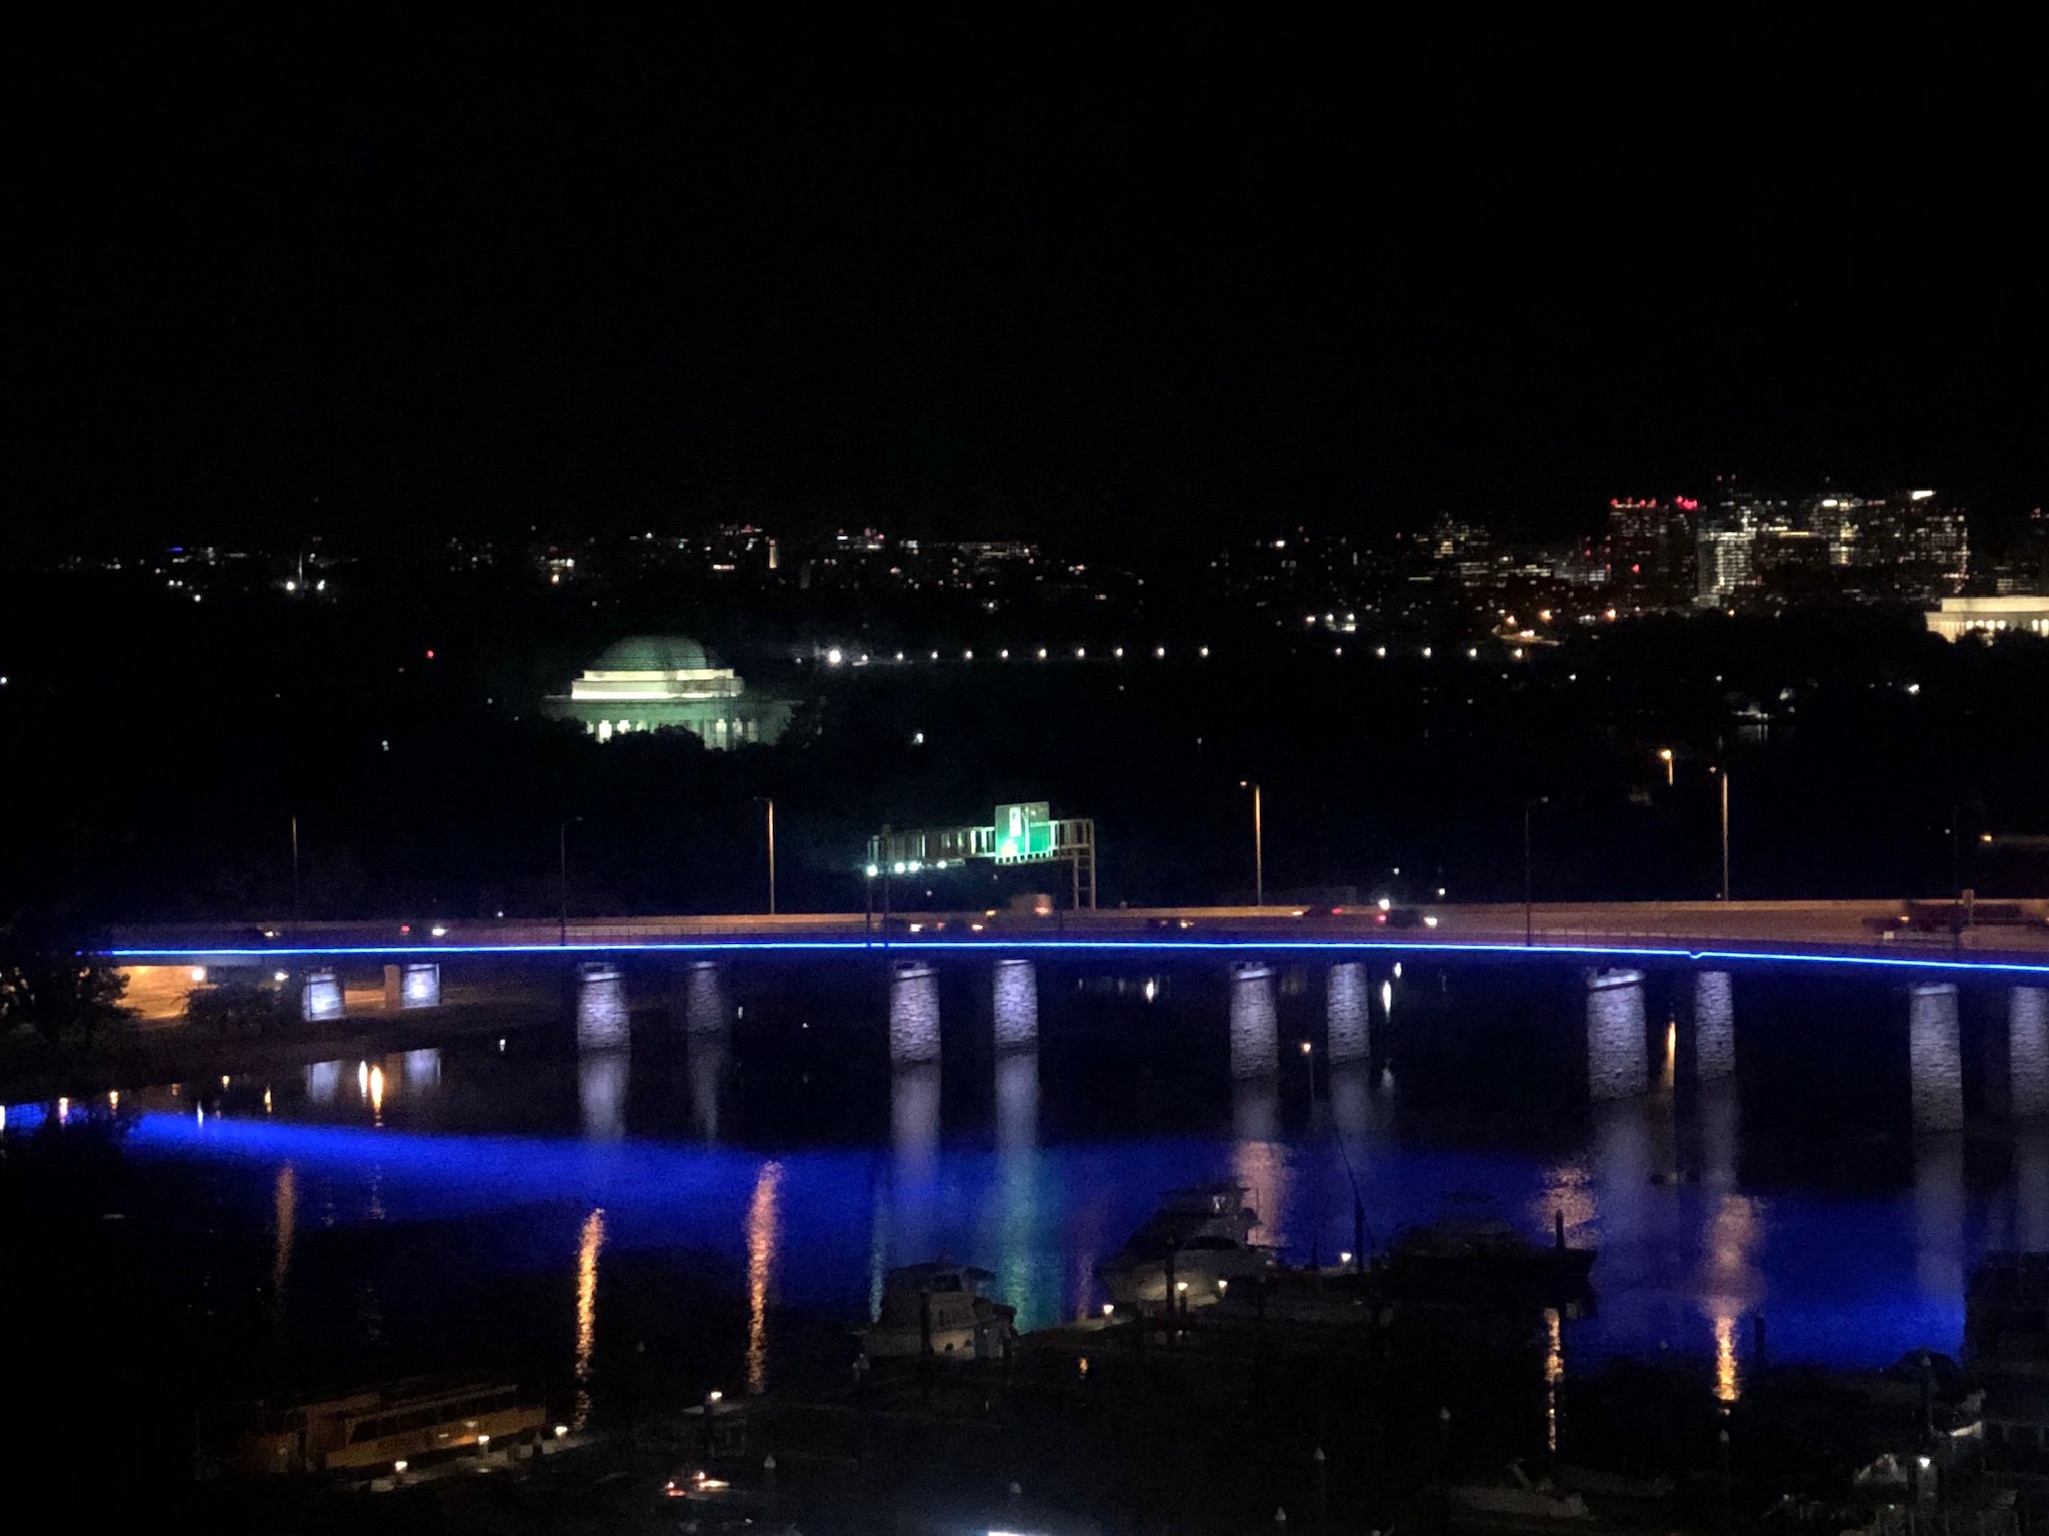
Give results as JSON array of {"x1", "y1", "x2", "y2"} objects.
[
  {"x1": 859, "y1": 1262, "x2": 1017, "y2": 1360},
  {"x1": 1099, "y1": 1183, "x2": 1276, "y2": 1308}
]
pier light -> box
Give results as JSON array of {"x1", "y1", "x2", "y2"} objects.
[
  {"x1": 1198, "y1": 645, "x2": 1209, "y2": 657},
  {"x1": 826, "y1": 648, "x2": 843, "y2": 666},
  {"x1": 963, "y1": 649, "x2": 973, "y2": 660},
  {"x1": 554, "y1": 1425, "x2": 568, "y2": 1439},
  {"x1": 1075, "y1": 646, "x2": 1086, "y2": 659},
  {"x1": 999, "y1": 649, "x2": 1010, "y2": 659},
  {"x1": 708, "y1": 1390, "x2": 724, "y2": 1404},
  {"x1": 1114, "y1": 646, "x2": 1124, "y2": 658},
  {"x1": 1339, "y1": 1251, "x2": 1353, "y2": 1265},
  {"x1": 865, "y1": 863, "x2": 880, "y2": 879},
  {"x1": 394, "y1": 1459, "x2": 407, "y2": 1474},
  {"x1": 1036, "y1": 647, "x2": 1048, "y2": 659},
  {"x1": 1375, "y1": 646, "x2": 1387, "y2": 658},
  {"x1": 478, "y1": 1434, "x2": 490, "y2": 1450},
  {"x1": 1175, "y1": 1280, "x2": 1189, "y2": 1294},
  {"x1": 1217, "y1": 1279, "x2": 1229, "y2": 1293},
  {"x1": 1155, "y1": 646, "x2": 1166, "y2": 658},
  {"x1": 1300, "y1": 1041, "x2": 1313, "y2": 1055},
  {"x1": 1102, "y1": 1303, "x2": 1115, "y2": 1316}
]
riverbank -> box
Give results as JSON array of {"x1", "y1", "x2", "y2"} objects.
[{"x1": 0, "y1": 986, "x2": 564, "y2": 1104}]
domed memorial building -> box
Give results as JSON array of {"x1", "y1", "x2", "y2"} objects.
[{"x1": 545, "y1": 635, "x2": 792, "y2": 747}]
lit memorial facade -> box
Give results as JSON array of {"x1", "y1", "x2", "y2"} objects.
[{"x1": 546, "y1": 635, "x2": 792, "y2": 746}]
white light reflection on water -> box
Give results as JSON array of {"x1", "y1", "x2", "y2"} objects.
[
  {"x1": 272, "y1": 1163, "x2": 297, "y2": 1339},
  {"x1": 745, "y1": 1163, "x2": 783, "y2": 1394}
]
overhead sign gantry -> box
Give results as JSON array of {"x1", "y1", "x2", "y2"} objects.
[{"x1": 865, "y1": 801, "x2": 1098, "y2": 909}]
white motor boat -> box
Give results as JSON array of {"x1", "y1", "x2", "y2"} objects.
[
  {"x1": 858, "y1": 1262, "x2": 1017, "y2": 1361},
  {"x1": 1098, "y1": 1183, "x2": 1275, "y2": 1308}
]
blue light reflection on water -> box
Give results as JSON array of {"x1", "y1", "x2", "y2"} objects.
[{"x1": 104, "y1": 1095, "x2": 1997, "y2": 1379}]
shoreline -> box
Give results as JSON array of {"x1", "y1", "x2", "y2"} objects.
[{"x1": 0, "y1": 992, "x2": 565, "y2": 1104}]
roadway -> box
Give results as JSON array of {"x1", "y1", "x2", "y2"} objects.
[{"x1": 101, "y1": 899, "x2": 2049, "y2": 974}]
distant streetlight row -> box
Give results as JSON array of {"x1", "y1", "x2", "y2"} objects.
[
  {"x1": 816, "y1": 642, "x2": 1534, "y2": 666},
  {"x1": 820, "y1": 644, "x2": 1210, "y2": 666}
]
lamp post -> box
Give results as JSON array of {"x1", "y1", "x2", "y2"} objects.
[
  {"x1": 558, "y1": 815, "x2": 583, "y2": 945},
  {"x1": 1523, "y1": 796, "x2": 1549, "y2": 946},
  {"x1": 1240, "y1": 780, "x2": 1264, "y2": 907},
  {"x1": 1717, "y1": 770, "x2": 1731, "y2": 902},
  {"x1": 754, "y1": 797, "x2": 777, "y2": 916},
  {"x1": 290, "y1": 814, "x2": 301, "y2": 934},
  {"x1": 1657, "y1": 747, "x2": 1674, "y2": 787}
]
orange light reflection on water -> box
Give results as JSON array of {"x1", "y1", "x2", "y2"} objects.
[
  {"x1": 745, "y1": 1162, "x2": 784, "y2": 1395},
  {"x1": 574, "y1": 1207, "x2": 606, "y2": 1429}
]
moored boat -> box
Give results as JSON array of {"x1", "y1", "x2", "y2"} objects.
[
  {"x1": 859, "y1": 1262, "x2": 1017, "y2": 1360},
  {"x1": 1098, "y1": 1182, "x2": 1276, "y2": 1307}
]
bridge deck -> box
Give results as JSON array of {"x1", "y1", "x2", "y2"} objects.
[{"x1": 100, "y1": 900, "x2": 2049, "y2": 974}]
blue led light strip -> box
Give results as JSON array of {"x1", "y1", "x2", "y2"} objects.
[{"x1": 95, "y1": 939, "x2": 2049, "y2": 977}]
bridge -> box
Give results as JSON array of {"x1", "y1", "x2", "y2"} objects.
[
  {"x1": 103, "y1": 898, "x2": 2049, "y2": 973},
  {"x1": 98, "y1": 899, "x2": 2049, "y2": 1141}
]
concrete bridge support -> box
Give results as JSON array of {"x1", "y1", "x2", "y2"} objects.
[
  {"x1": 383, "y1": 963, "x2": 441, "y2": 1011},
  {"x1": 890, "y1": 963, "x2": 941, "y2": 1066},
  {"x1": 575, "y1": 964, "x2": 630, "y2": 1052},
  {"x1": 1326, "y1": 962, "x2": 1369, "y2": 1064},
  {"x1": 994, "y1": 959, "x2": 1038, "y2": 1052},
  {"x1": 301, "y1": 968, "x2": 344, "y2": 1023},
  {"x1": 1909, "y1": 984, "x2": 1965, "y2": 1135},
  {"x1": 1691, "y1": 971, "x2": 1735, "y2": 1082},
  {"x1": 2011, "y1": 988, "x2": 2049, "y2": 1121},
  {"x1": 1586, "y1": 969, "x2": 1650, "y2": 1101},
  {"x1": 1229, "y1": 963, "x2": 1279, "y2": 1080}
]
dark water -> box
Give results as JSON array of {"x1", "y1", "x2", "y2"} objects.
[{"x1": 4, "y1": 956, "x2": 2041, "y2": 1478}]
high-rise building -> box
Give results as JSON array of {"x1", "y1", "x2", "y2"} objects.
[
  {"x1": 1606, "y1": 498, "x2": 1697, "y2": 608},
  {"x1": 1852, "y1": 490, "x2": 1969, "y2": 597}
]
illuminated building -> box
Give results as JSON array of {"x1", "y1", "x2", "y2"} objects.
[
  {"x1": 1606, "y1": 498, "x2": 1698, "y2": 608},
  {"x1": 1926, "y1": 596, "x2": 2049, "y2": 641},
  {"x1": 545, "y1": 635, "x2": 791, "y2": 746}
]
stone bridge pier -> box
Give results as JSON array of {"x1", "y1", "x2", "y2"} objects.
[
  {"x1": 1909, "y1": 983, "x2": 1965, "y2": 1135},
  {"x1": 1326, "y1": 962, "x2": 1369, "y2": 1064},
  {"x1": 1586, "y1": 969, "x2": 1650, "y2": 1101},
  {"x1": 1229, "y1": 963, "x2": 1278, "y2": 1081},
  {"x1": 994, "y1": 959, "x2": 1039, "y2": 1052}
]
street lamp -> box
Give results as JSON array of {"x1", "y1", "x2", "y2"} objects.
[
  {"x1": 1239, "y1": 780, "x2": 1263, "y2": 907},
  {"x1": 1657, "y1": 747, "x2": 1674, "y2": 787},
  {"x1": 558, "y1": 815, "x2": 584, "y2": 945},
  {"x1": 753, "y1": 796, "x2": 776, "y2": 916},
  {"x1": 1523, "y1": 796, "x2": 1549, "y2": 946},
  {"x1": 1711, "y1": 768, "x2": 1731, "y2": 901}
]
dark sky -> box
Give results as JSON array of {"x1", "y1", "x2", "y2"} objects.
[{"x1": 5, "y1": 14, "x2": 2045, "y2": 550}]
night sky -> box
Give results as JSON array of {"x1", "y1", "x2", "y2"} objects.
[{"x1": 5, "y1": 15, "x2": 2044, "y2": 549}]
